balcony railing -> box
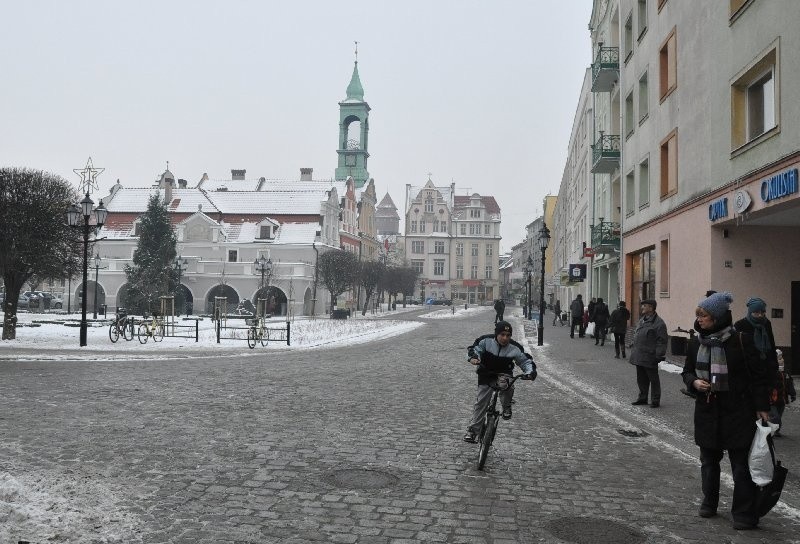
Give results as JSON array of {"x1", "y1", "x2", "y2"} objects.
[
  {"x1": 591, "y1": 133, "x2": 621, "y2": 174},
  {"x1": 591, "y1": 47, "x2": 619, "y2": 92},
  {"x1": 590, "y1": 220, "x2": 621, "y2": 254}
]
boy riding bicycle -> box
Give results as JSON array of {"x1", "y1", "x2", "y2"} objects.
[{"x1": 463, "y1": 321, "x2": 537, "y2": 443}]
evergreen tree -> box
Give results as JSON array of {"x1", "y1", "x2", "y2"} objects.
[{"x1": 124, "y1": 193, "x2": 177, "y2": 314}]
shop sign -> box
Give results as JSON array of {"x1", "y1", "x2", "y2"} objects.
[
  {"x1": 733, "y1": 190, "x2": 752, "y2": 214},
  {"x1": 761, "y1": 167, "x2": 798, "y2": 203},
  {"x1": 708, "y1": 197, "x2": 728, "y2": 222},
  {"x1": 569, "y1": 264, "x2": 587, "y2": 282}
]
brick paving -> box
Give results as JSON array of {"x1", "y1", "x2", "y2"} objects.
[{"x1": 2, "y1": 308, "x2": 800, "y2": 543}]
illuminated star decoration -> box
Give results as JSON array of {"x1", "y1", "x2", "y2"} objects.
[{"x1": 74, "y1": 157, "x2": 104, "y2": 195}]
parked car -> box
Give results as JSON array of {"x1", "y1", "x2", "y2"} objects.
[
  {"x1": 425, "y1": 298, "x2": 452, "y2": 306},
  {"x1": 50, "y1": 293, "x2": 63, "y2": 309},
  {"x1": 17, "y1": 294, "x2": 30, "y2": 310}
]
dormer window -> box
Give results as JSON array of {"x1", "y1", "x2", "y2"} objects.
[{"x1": 259, "y1": 225, "x2": 272, "y2": 239}]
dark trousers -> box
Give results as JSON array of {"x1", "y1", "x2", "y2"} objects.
[
  {"x1": 594, "y1": 323, "x2": 607, "y2": 345},
  {"x1": 614, "y1": 332, "x2": 627, "y2": 356},
  {"x1": 700, "y1": 447, "x2": 758, "y2": 524},
  {"x1": 495, "y1": 312, "x2": 504, "y2": 323},
  {"x1": 570, "y1": 317, "x2": 584, "y2": 338},
  {"x1": 635, "y1": 365, "x2": 661, "y2": 402}
]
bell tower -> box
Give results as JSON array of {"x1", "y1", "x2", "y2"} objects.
[{"x1": 335, "y1": 45, "x2": 370, "y2": 188}]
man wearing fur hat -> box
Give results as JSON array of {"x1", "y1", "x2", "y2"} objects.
[
  {"x1": 463, "y1": 321, "x2": 537, "y2": 443},
  {"x1": 629, "y1": 299, "x2": 668, "y2": 407}
]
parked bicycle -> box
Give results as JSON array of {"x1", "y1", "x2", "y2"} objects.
[
  {"x1": 109, "y1": 310, "x2": 134, "y2": 343},
  {"x1": 246, "y1": 317, "x2": 269, "y2": 349},
  {"x1": 477, "y1": 373, "x2": 533, "y2": 470},
  {"x1": 137, "y1": 314, "x2": 164, "y2": 344}
]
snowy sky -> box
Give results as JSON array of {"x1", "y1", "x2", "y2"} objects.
[{"x1": 1, "y1": 1, "x2": 592, "y2": 252}]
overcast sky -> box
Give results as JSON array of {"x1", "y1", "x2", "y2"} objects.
[{"x1": 2, "y1": 1, "x2": 591, "y2": 252}]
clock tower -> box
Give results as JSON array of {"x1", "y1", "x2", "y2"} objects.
[{"x1": 335, "y1": 59, "x2": 370, "y2": 188}]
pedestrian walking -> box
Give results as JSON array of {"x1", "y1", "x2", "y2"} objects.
[
  {"x1": 629, "y1": 299, "x2": 668, "y2": 407},
  {"x1": 769, "y1": 349, "x2": 796, "y2": 436},
  {"x1": 493, "y1": 299, "x2": 506, "y2": 324},
  {"x1": 569, "y1": 294, "x2": 585, "y2": 338},
  {"x1": 680, "y1": 291, "x2": 770, "y2": 530},
  {"x1": 552, "y1": 300, "x2": 564, "y2": 326},
  {"x1": 609, "y1": 301, "x2": 631, "y2": 358},
  {"x1": 591, "y1": 297, "x2": 610, "y2": 346},
  {"x1": 733, "y1": 297, "x2": 778, "y2": 370},
  {"x1": 587, "y1": 298, "x2": 597, "y2": 338}
]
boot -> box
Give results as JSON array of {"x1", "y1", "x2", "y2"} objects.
[{"x1": 622, "y1": 349, "x2": 626, "y2": 359}]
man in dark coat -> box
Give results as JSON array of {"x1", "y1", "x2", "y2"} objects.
[
  {"x1": 630, "y1": 299, "x2": 668, "y2": 407},
  {"x1": 591, "y1": 297, "x2": 610, "y2": 346},
  {"x1": 681, "y1": 292, "x2": 770, "y2": 530},
  {"x1": 609, "y1": 301, "x2": 631, "y2": 358},
  {"x1": 569, "y1": 294, "x2": 584, "y2": 339},
  {"x1": 493, "y1": 299, "x2": 506, "y2": 324}
]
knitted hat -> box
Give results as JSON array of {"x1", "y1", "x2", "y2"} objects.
[
  {"x1": 641, "y1": 299, "x2": 657, "y2": 309},
  {"x1": 495, "y1": 321, "x2": 512, "y2": 336},
  {"x1": 698, "y1": 291, "x2": 733, "y2": 321},
  {"x1": 746, "y1": 297, "x2": 767, "y2": 312},
  {"x1": 619, "y1": 301, "x2": 626, "y2": 307}
]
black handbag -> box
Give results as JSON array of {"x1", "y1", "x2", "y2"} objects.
[{"x1": 754, "y1": 430, "x2": 788, "y2": 518}]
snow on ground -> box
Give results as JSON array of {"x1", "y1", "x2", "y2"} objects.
[{"x1": 419, "y1": 305, "x2": 487, "y2": 319}]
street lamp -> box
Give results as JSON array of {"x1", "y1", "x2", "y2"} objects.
[
  {"x1": 66, "y1": 194, "x2": 107, "y2": 346},
  {"x1": 523, "y1": 256, "x2": 533, "y2": 321},
  {"x1": 537, "y1": 223, "x2": 551, "y2": 346},
  {"x1": 92, "y1": 254, "x2": 107, "y2": 319},
  {"x1": 173, "y1": 256, "x2": 188, "y2": 315},
  {"x1": 254, "y1": 255, "x2": 273, "y2": 314}
]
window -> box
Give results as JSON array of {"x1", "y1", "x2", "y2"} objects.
[
  {"x1": 411, "y1": 260, "x2": 424, "y2": 274},
  {"x1": 625, "y1": 90, "x2": 635, "y2": 138},
  {"x1": 456, "y1": 264, "x2": 464, "y2": 279},
  {"x1": 228, "y1": 250, "x2": 238, "y2": 262},
  {"x1": 484, "y1": 224, "x2": 490, "y2": 235},
  {"x1": 471, "y1": 243, "x2": 479, "y2": 257},
  {"x1": 659, "y1": 28, "x2": 677, "y2": 100},
  {"x1": 658, "y1": 0, "x2": 667, "y2": 11},
  {"x1": 639, "y1": 158, "x2": 650, "y2": 208},
  {"x1": 638, "y1": 70, "x2": 649, "y2": 122},
  {"x1": 469, "y1": 223, "x2": 478, "y2": 235},
  {"x1": 433, "y1": 260, "x2": 445, "y2": 276},
  {"x1": 460, "y1": 223, "x2": 466, "y2": 235},
  {"x1": 259, "y1": 225, "x2": 272, "y2": 239},
  {"x1": 419, "y1": 221, "x2": 426, "y2": 233},
  {"x1": 730, "y1": 0, "x2": 753, "y2": 19},
  {"x1": 485, "y1": 244, "x2": 493, "y2": 257},
  {"x1": 625, "y1": 169, "x2": 636, "y2": 216},
  {"x1": 637, "y1": 0, "x2": 648, "y2": 40},
  {"x1": 470, "y1": 209, "x2": 481, "y2": 218},
  {"x1": 410, "y1": 220, "x2": 417, "y2": 233},
  {"x1": 425, "y1": 198, "x2": 434, "y2": 213},
  {"x1": 660, "y1": 239, "x2": 670, "y2": 294},
  {"x1": 731, "y1": 46, "x2": 778, "y2": 150},
  {"x1": 432, "y1": 219, "x2": 439, "y2": 232},
  {"x1": 434, "y1": 241, "x2": 445, "y2": 254},
  {"x1": 485, "y1": 265, "x2": 492, "y2": 280},
  {"x1": 456, "y1": 242, "x2": 464, "y2": 256},
  {"x1": 660, "y1": 129, "x2": 678, "y2": 198},
  {"x1": 470, "y1": 265, "x2": 478, "y2": 279},
  {"x1": 624, "y1": 14, "x2": 634, "y2": 63},
  {"x1": 411, "y1": 241, "x2": 424, "y2": 254}
]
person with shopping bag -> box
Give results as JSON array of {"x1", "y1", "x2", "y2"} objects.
[{"x1": 681, "y1": 292, "x2": 770, "y2": 530}]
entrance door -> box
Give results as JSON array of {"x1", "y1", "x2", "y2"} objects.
[{"x1": 792, "y1": 281, "x2": 799, "y2": 374}]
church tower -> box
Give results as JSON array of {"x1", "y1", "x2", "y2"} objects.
[{"x1": 335, "y1": 52, "x2": 370, "y2": 188}]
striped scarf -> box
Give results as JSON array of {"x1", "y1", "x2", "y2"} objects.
[{"x1": 695, "y1": 326, "x2": 733, "y2": 392}]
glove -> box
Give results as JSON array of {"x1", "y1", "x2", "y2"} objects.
[{"x1": 522, "y1": 371, "x2": 537, "y2": 381}]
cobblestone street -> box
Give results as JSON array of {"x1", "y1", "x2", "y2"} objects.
[{"x1": 2, "y1": 307, "x2": 800, "y2": 543}]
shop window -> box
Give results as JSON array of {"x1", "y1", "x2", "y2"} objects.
[
  {"x1": 660, "y1": 239, "x2": 670, "y2": 295},
  {"x1": 659, "y1": 27, "x2": 677, "y2": 101},
  {"x1": 639, "y1": 157, "x2": 650, "y2": 208},
  {"x1": 731, "y1": 45, "x2": 777, "y2": 150},
  {"x1": 660, "y1": 128, "x2": 678, "y2": 198}
]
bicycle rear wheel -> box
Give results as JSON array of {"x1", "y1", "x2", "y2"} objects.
[
  {"x1": 260, "y1": 327, "x2": 269, "y2": 347},
  {"x1": 138, "y1": 324, "x2": 149, "y2": 344},
  {"x1": 153, "y1": 323, "x2": 164, "y2": 342},
  {"x1": 477, "y1": 413, "x2": 498, "y2": 470},
  {"x1": 109, "y1": 324, "x2": 120, "y2": 343},
  {"x1": 122, "y1": 318, "x2": 134, "y2": 341},
  {"x1": 247, "y1": 328, "x2": 256, "y2": 349}
]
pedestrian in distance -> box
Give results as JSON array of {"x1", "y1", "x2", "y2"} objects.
[
  {"x1": 733, "y1": 296, "x2": 778, "y2": 373},
  {"x1": 463, "y1": 321, "x2": 537, "y2": 443},
  {"x1": 569, "y1": 294, "x2": 585, "y2": 338},
  {"x1": 769, "y1": 349, "x2": 796, "y2": 436},
  {"x1": 591, "y1": 297, "x2": 610, "y2": 346},
  {"x1": 609, "y1": 301, "x2": 631, "y2": 358},
  {"x1": 552, "y1": 300, "x2": 565, "y2": 326},
  {"x1": 493, "y1": 299, "x2": 506, "y2": 324},
  {"x1": 680, "y1": 291, "x2": 770, "y2": 530},
  {"x1": 587, "y1": 298, "x2": 597, "y2": 338},
  {"x1": 630, "y1": 299, "x2": 668, "y2": 408}
]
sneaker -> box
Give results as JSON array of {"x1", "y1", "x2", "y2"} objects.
[
  {"x1": 502, "y1": 406, "x2": 512, "y2": 420},
  {"x1": 462, "y1": 431, "x2": 477, "y2": 443}
]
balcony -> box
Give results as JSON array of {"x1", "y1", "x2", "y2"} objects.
[
  {"x1": 590, "y1": 219, "x2": 621, "y2": 254},
  {"x1": 591, "y1": 47, "x2": 619, "y2": 92},
  {"x1": 591, "y1": 133, "x2": 621, "y2": 174}
]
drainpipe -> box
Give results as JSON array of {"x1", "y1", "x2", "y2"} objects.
[{"x1": 312, "y1": 242, "x2": 319, "y2": 317}]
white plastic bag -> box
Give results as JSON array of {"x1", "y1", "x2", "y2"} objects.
[
  {"x1": 749, "y1": 419, "x2": 779, "y2": 486},
  {"x1": 585, "y1": 322, "x2": 596, "y2": 337}
]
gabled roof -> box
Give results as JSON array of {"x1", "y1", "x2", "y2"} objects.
[
  {"x1": 377, "y1": 192, "x2": 398, "y2": 210},
  {"x1": 203, "y1": 189, "x2": 332, "y2": 215},
  {"x1": 453, "y1": 195, "x2": 501, "y2": 216},
  {"x1": 273, "y1": 222, "x2": 320, "y2": 244},
  {"x1": 105, "y1": 188, "x2": 219, "y2": 214}
]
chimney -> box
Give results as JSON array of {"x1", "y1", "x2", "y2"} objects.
[
  {"x1": 164, "y1": 176, "x2": 173, "y2": 204},
  {"x1": 300, "y1": 168, "x2": 313, "y2": 181},
  {"x1": 178, "y1": 178, "x2": 187, "y2": 188},
  {"x1": 231, "y1": 169, "x2": 246, "y2": 180}
]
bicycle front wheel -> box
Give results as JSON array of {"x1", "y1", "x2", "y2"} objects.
[
  {"x1": 477, "y1": 414, "x2": 498, "y2": 470},
  {"x1": 109, "y1": 324, "x2": 120, "y2": 343},
  {"x1": 138, "y1": 324, "x2": 149, "y2": 344},
  {"x1": 260, "y1": 328, "x2": 269, "y2": 347},
  {"x1": 153, "y1": 323, "x2": 164, "y2": 342},
  {"x1": 247, "y1": 328, "x2": 256, "y2": 349},
  {"x1": 122, "y1": 319, "x2": 134, "y2": 341}
]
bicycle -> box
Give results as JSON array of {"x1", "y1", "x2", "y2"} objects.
[
  {"x1": 109, "y1": 311, "x2": 134, "y2": 343},
  {"x1": 477, "y1": 373, "x2": 532, "y2": 470},
  {"x1": 246, "y1": 317, "x2": 269, "y2": 349},
  {"x1": 137, "y1": 314, "x2": 164, "y2": 344}
]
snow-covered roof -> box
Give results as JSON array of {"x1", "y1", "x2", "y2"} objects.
[
  {"x1": 272, "y1": 222, "x2": 320, "y2": 244},
  {"x1": 105, "y1": 188, "x2": 219, "y2": 214},
  {"x1": 204, "y1": 190, "x2": 330, "y2": 215},
  {"x1": 220, "y1": 221, "x2": 260, "y2": 243},
  {"x1": 200, "y1": 179, "x2": 261, "y2": 191}
]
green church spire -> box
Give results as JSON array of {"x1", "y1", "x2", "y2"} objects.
[
  {"x1": 346, "y1": 62, "x2": 364, "y2": 101},
  {"x1": 336, "y1": 42, "x2": 370, "y2": 188}
]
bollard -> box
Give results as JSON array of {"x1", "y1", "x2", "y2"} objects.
[
  {"x1": 464, "y1": 304, "x2": 468, "y2": 310},
  {"x1": 452, "y1": 306, "x2": 455, "y2": 315},
  {"x1": 286, "y1": 320, "x2": 291, "y2": 346},
  {"x1": 216, "y1": 319, "x2": 220, "y2": 343},
  {"x1": 195, "y1": 319, "x2": 199, "y2": 342}
]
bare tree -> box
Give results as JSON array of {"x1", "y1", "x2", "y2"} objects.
[
  {"x1": 359, "y1": 261, "x2": 385, "y2": 316},
  {"x1": 0, "y1": 168, "x2": 81, "y2": 339},
  {"x1": 318, "y1": 249, "x2": 359, "y2": 314}
]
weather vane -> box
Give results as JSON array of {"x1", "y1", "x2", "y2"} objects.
[
  {"x1": 354, "y1": 40, "x2": 358, "y2": 63},
  {"x1": 74, "y1": 157, "x2": 104, "y2": 196}
]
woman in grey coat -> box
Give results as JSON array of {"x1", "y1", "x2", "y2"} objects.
[{"x1": 629, "y1": 299, "x2": 668, "y2": 407}]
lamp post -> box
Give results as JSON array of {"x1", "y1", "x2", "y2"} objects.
[
  {"x1": 92, "y1": 254, "x2": 107, "y2": 319},
  {"x1": 173, "y1": 256, "x2": 188, "y2": 315},
  {"x1": 66, "y1": 194, "x2": 107, "y2": 346},
  {"x1": 537, "y1": 223, "x2": 551, "y2": 346},
  {"x1": 524, "y1": 256, "x2": 533, "y2": 321},
  {"x1": 254, "y1": 255, "x2": 273, "y2": 314}
]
